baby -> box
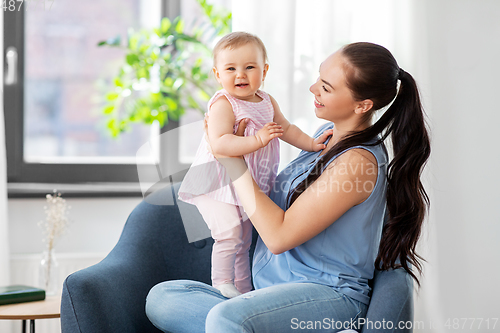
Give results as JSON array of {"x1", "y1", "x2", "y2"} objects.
[{"x1": 178, "y1": 32, "x2": 331, "y2": 298}]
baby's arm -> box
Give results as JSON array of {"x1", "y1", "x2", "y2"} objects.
[
  {"x1": 208, "y1": 97, "x2": 283, "y2": 157},
  {"x1": 270, "y1": 95, "x2": 332, "y2": 152}
]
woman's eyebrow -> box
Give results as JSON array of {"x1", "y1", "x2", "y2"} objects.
[{"x1": 321, "y1": 79, "x2": 334, "y2": 89}]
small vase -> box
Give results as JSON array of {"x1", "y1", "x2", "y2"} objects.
[{"x1": 39, "y1": 249, "x2": 59, "y2": 296}]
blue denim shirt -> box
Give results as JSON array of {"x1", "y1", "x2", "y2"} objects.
[{"x1": 252, "y1": 122, "x2": 388, "y2": 305}]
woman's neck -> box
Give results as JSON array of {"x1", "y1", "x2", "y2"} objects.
[{"x1": 330, "y1": 120, "x2": 370, "y2": 145}]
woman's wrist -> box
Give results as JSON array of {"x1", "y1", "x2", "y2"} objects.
[
  {"x1": 218, "y1": 156, "x2": 258, "y2": 217},
  {"x1": 217, "y1": 156, "x2": 247, "y2": 181}
]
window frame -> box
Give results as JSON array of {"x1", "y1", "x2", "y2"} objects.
[{"x1": 4, "y1": 0, "x2": 189, "y2": 197}]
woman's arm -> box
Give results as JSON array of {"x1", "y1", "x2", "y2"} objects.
[
  {"x1": 271, "y1": 95, "x2": 333, "y2": 152},
  {"x1": 208, "y1": 97, "x2": 283, "y2": 156},
  {"x1": 217, "y1": 148, "x2": 378, "y2": 254}
]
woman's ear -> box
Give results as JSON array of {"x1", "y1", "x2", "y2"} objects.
[
  {"x1": 354, "y1": 99, "x2": 374, "y2": 114},
  {"x1": 262, "y1": 64, "x2": 269, "y2": 81}
]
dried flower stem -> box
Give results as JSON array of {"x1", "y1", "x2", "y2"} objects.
[{"x1": 38, "y1": 190, "x2": 70, "y2": 291}]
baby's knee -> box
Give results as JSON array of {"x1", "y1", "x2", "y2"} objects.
[
  {"x1": 214, "y1": 224, "x2": 243, "y2": 240},
  {"x1": 213, "y1": 226, "x2": 245, "y2": 250}
]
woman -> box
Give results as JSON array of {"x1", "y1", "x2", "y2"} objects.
[{"x1": 146, "y1": 42, "x2": 430, "y2": 333}]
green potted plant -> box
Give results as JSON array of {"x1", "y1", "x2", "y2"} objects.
[{"x1": 98, "y1": 0, "x2": 231, "y2": 137}]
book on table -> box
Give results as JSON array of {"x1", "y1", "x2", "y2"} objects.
[{"x1": 0, "y1": 285, "x2": 46, "y2": 306}]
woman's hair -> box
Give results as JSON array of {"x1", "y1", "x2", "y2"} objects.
[
  {"x1": 288, "y1": 42, "x2": 431, "y2": 286},
  {"x1": 213, "y1": 31, "x2": 268, "y2": 66}
]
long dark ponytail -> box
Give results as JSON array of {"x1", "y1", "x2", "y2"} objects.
[{"x1": 287, "y1": 42, "x2": 431, "y2": 286}]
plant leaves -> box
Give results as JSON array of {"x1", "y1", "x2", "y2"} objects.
[
  {"x1": 175, "y1": 18, "x2": 185, "y2": 34},
  {"x1": 98, "y1": 34, "x2": 121, "y2": 47},
  {"x1": 187, "y1": 96, "x2": 198, "y2": 109},
  {"x1": 107, "y1": 119, "x2": 120, "y2": 137},
  {"x1": 137, "y1": 67, "x2": 149, "y2": 79},
  {"x1": 165, "y1": 97, "x2": 178, "y2": 111},
  {"x1": 176, "y1": 33, "x2": 201, "y2": 44},
  {"x1": 126, "y1": 53, "x2": 140, "y2": 66},
  {"x1": 198, "y1": 90, "x2": 211, "y2": 101},
  {"x1": 103, "y1": 105, "x2": 115, "y2": 114},
  {"x1": 164, "y1": 77, "x2": 174, "y2": 87},
  {"x1": 128, "y1": 34, "x2": 139, "y2": 51},
  {"x1": 101, "y1": 0, "x2": 232, "y2": 137},
  {"x1": 106, "y1": 92, "x2": 119, "y2": 101},
  {"x1": 161, "y1": 17, "x2": 172, "y2": 35},
  {"x1": 114, "y1": 77, "x2": 124, "y2": 87},
  {"x1": 150, "y1": 92, "x2": 161, "y2": 103},
  {"x1": 173, "y1": 78, "x2": 184, "y2": 90}
]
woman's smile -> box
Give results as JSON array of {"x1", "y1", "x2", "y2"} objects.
[{"x1": 314, "y1": 98, "x2": 325, "y2": 108}]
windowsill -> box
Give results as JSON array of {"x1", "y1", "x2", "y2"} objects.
[{"x1": 7, "y1": 182, "x2": 145, "y2": 198}]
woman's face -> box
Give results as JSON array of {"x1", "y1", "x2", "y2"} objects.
[{"x1": 309, "y1": 52, "x2": 358, "y2": 123}]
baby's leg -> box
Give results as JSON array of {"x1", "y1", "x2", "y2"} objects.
[
  {"x1": 211, "y1": 225, "x2": 243, "y2": 298},
  {"x1": 191, "y1": 195, "x2": 245, "y2": 298},
  {"x1": 234, "y1": 218, "x2": 253, "y2": 294}
]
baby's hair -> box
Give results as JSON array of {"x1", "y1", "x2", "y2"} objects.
[{"x1": 213, "y1": 31, "x2": 268, "y2": 66}]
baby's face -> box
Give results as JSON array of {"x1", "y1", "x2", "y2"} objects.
[{"x1": 213, "y1": 43, "x2": 268, "y2": 102}]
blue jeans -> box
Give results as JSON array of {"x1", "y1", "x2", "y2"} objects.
[{"x1": 145, "y1": 280, "x2": 367, "y2": 333}]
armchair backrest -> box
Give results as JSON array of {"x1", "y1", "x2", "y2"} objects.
[{"x1": 361, "y1": 268, "x2": 414, "y2": 333}]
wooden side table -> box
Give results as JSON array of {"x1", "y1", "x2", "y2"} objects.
[{"x1": 0, "y1": 295, "x2": 60, "y2": 333}]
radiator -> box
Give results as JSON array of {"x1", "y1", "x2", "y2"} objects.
[{"x1": 3, "y1": 252, "x2": 106, "y2": 333}]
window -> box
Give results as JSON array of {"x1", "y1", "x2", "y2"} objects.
[{"x1": 3, "y1": 0, "x2": 217, "y2": 196}]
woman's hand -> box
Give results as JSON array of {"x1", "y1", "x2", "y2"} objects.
[
  {"x1": 203, "y1": 113, "x2": 248, "y2": 159},
  {"x1": 203, "y1": 114, "x2": 250, "y2": 196}
]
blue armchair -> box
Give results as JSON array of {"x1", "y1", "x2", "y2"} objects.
[{"x1": 60, "y1": 182, "x2": 414, "y2": 332}]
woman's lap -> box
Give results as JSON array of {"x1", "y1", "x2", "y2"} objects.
[{"x1": 146, "y1": 280, "x2": 367, "y2": 333}]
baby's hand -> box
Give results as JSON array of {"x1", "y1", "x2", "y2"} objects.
[
  {"x1": 311, "y1": 128, "x2": 334, "y2": 152},
  {"x1": 255, "y1": 122, "x2": 283, "y2": 148}
]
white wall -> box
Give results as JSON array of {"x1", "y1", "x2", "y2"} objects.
[
  {"x1": 5, "y1": 197, "x2": 141, "y2": 332},
  {"x1": 414, "y1": 0, "x2": 500, "y2": 331},
  {"x1": 8, "y1": 197, "x2": 141, "y2": 255}
]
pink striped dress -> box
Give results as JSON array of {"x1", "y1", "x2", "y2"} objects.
[{"x1": 178, "y1": 89, "x2": 280, "y2": 209}]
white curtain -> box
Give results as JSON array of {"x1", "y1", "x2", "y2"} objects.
[
  {"x1": 0, "y1": 9, "x2": 10, "y2": 288},
  {"x1": 232, "y1": 0, "x2": 413, "y2": 170}
]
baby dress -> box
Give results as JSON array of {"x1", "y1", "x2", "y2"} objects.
[{"x1": 178, "y1": 89, "x2": 280, "y2": 233}]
